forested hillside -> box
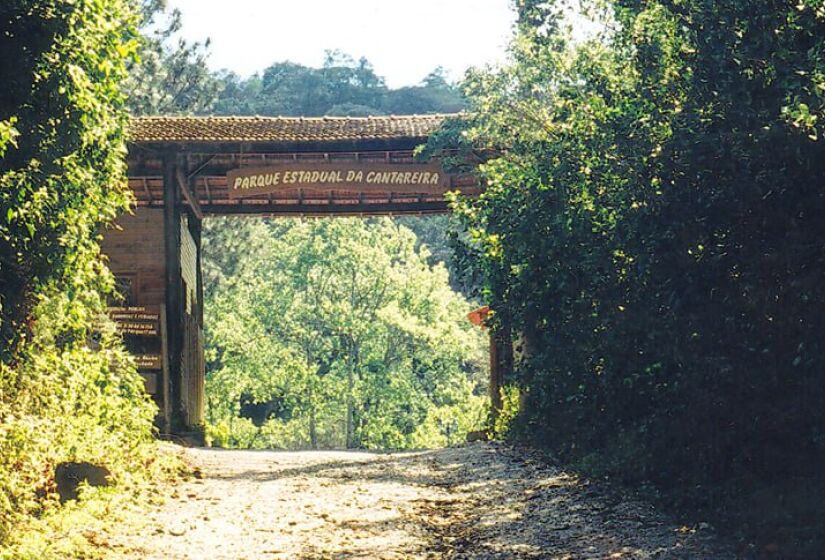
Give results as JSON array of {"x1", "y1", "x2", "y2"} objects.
[{"x1": 213, "y1": 53, "x2": 465, "y2": 117}]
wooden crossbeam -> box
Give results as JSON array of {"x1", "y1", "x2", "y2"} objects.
[
  {"x1": 175, "y1": 168, "x2": 204, "y2": 220},
  {"x1": 200, "y1": 200, "x2": 450, "y2": 217}
]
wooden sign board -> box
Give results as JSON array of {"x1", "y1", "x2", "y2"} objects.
[
  {"x1": 227, "y1": 162, "x2": 452, "y2": 199},
  {"x1": 467, "y1": 305, "x2": 491, "y2": 328},
  {"x1": 108, "y1": 306, "x2": 160, "y2": 337},
  {"x1": 135, "y1": 354, "x2": 162, "y2": 370},
  {"x1": 109, "y1": 306, "x2": 160, "y2": 322},
  {"x1": 118, "y1": 322, "x2": 159, "y2": 336}
]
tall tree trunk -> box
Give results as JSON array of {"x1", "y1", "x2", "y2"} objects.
[
  {"x1": 309, "y1": 406, "x2": 318, "y2": 450},
  {"x1": 345, "y1": 364, "x2": 354, "y2": 448}
]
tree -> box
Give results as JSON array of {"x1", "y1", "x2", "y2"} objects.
[
  {"x1": 212, "y1": 54, "x2": 466, "y2": 118},
  {"x1": 200, "y1": 52, "x2": 477, "y2": 451},
  {"x1": 384, "y1": 68, "x2": 466, "y2": 115},
  {"x1": 438, "y1": 0, "x2": 825, "y2": 528},
  {"x1": 0, "y1": 0, "x2": 137, "y2": 357},
  {"x1": 123, "y1": 1, "x2": 221, "y2": 115},
  {"x1": 204, "y1": 218, "x2": 487, "y2": 450}
]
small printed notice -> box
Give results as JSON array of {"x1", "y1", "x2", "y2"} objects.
[
  {"x1": 227, "y1": 162, "x2": 452, "y2": 198},
  {"x1": 108, "y1": 306, "x2": 160, "y2": 338},
  {"x1": 135, "y1": 354, "x2": 162, "y2": 370},
  {"x1": 109, "y1": 306, "x2": 160, "y2": 322}
]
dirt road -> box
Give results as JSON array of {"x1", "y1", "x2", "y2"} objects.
[{"x1": 109, "y1": 443, "x2": 733, "y2": 559}]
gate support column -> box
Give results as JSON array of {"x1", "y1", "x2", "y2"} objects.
[
  {"x1": 186, "y1": 210, "x2": 206, "y2": 427},
  {"x1": 163, "y1": 155, "x2": 184, "y2": 433},
  {"x1": 490, "y1": 326, "x2": 512, "y2": 421}
]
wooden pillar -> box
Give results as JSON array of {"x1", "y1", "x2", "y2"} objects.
[
  {"x1": 186, "y1": 212, "x2": 206, "y2": 427},
  {"x1": 489, "y1": 331, "x2": 503, "y2": 417},
  {"x1": 490, "y1": 325, "x2": 513, "y2": 420},
  {"x1": 163, "y1": 155, "x2": 184, "y2": 432}
]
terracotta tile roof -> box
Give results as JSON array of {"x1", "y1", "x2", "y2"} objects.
[{"x1": 128, "y1": 114, "x2": 453, "y2": 144}]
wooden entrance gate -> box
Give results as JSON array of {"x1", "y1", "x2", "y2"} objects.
[{"x1": 102, "y1": 114, "x2": 484, "y2": 436}]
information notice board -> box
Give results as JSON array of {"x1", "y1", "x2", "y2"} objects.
[{"x1": 108, "y1": 306, "x2": 164, "y2": 394}]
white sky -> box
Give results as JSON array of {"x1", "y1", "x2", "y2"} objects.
[{"x1": 167, "y1": 0, "x2": 517, "y2": 88}]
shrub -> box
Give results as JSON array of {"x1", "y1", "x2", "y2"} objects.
[{"x1": 0, "y1": 0, "x2": 160, "y2": 549}]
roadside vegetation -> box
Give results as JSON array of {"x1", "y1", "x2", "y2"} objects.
[
  {"x1": 430, "y1": 0, "x2": 825, "y2": 555},
  {"x1": 0, "y1": 1, "x2": 184, "y2": 557}
]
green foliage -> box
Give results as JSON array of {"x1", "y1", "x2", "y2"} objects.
[
  {"x1": 0, "y1": 0, "x2": 139, "y2": 355},
  {"x1": 203, "y1": 218, "x2": 488, "y2": 450},
  {"x1": 438, "y1": 0, "x2": 825, "y2": 541},
  {"x1": 492, "y1": 385, "x2": 521, "y2": 440},
  {"x1": 123, "y1": 2, "x2": 221, "y2": 115},
  {"x1": 0, "y1": 298, "x2": 157, "y2": 549},
  {"x1": 0, "y1": 0, "x2": 161, "y2": 550},
  {"x1": 394, "y1": 215, "x2": 475, "y2": 296},
  {"x1": 213, "y1": 52, "x2": 466, "y2": 117},
  {"x1": 193, "y1": 46, "x2": 478, "y2": 452}
]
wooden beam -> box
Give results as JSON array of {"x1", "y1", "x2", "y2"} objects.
[
  {"x1": 203, "y1": 177, "x2": 212, "y2": 205},
  {"x1": 185, "y1": 154, "x2": 217, "y2": 180},
  {"x1": 127, "y1": 137, "x2": 428, "y2": 157},
  {"x1": 159, "y1": 304, "x2": 172, "y2": 433},
  {"x1": 141, "y1": 177, "x2": 153, "y2": 203},
  {"x1": 176, "y1": 168, "x2": 204, "y2": 220},
  {"x1": 489, "y1": 331, "x2": 502, "y2": 421},
  {"x1": 200, "y1": 200, "x2": 451, "y2": 217},
  {"x1": 127, "y1": 150, "x2": 469, "y2": 180},
  {"x1": 187, "y1": 215, "x2": 206, "y2": 428}
]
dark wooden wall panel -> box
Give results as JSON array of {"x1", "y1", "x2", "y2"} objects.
[{"x1": 101, "y1": 208, "x2": 166, "y2": 306}]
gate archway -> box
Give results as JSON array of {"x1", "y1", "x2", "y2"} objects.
[{"x1": 103, "y1": 114, "x2": 488, "y2": 437}]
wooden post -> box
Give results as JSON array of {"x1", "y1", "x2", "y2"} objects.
[
  {"x1": 489, "y1": 331, "x2": 503, "y2": 418},
  {"x1": 159, "y1": 304, "x2": 172, "y2": 432},
  {"x1": 163, "y1": 155, "x2": 184, "y2": 432},
  {"x1": 187, "y1": 212, "x2": 206, "y2": 427},
  {"x1": 490, "y1": 325, "x2": 513, "y2": 420}
]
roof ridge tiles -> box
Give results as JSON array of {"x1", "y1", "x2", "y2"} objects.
[
  {"x1": 128, "y1": 113, "x2": 456, "y2": 144},
  {"x1": 128, "y1": 113, "x2": 457, "y2": 120}
]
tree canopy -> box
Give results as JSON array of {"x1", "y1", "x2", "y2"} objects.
[
  {"x1": 431, "y1": 0, "x2": 825, "y2": 551},
  {"x1": 212, "y1": 53, "x2": 465, "y2": 117},
  {"x1": 204, "y1": 218, "x2": 487, "y2": 450}
]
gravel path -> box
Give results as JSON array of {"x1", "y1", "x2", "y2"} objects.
[{"x1": 108, "y1": 443, "x2": 735, "y2": 559}]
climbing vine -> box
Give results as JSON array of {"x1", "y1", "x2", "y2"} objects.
[{"x1": 0, "y1": 0, "x2": 160, "y2": 550}]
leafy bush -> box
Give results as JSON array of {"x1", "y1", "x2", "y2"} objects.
[
  {"x1": 0, "y1": 0, "x2": 161, "y2": 550},
  {"x1": 491, "y1": 385, "x2": 521, "y2": 440},
  {"x1": 436, "y1": 0, "x2": 825, "y2": 546}
]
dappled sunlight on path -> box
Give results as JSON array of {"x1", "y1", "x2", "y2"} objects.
[{"x1": 108, "y1": 445, "x2": 734, "y2": 559}]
